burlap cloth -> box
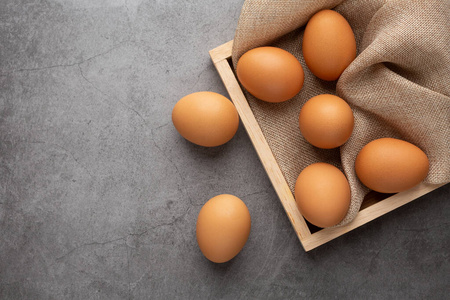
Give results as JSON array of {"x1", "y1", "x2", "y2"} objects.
[{"x1": 231, "y1": 0, "x2": 450, "y2": 225}]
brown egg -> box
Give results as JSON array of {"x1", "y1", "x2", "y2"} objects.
[
  {"x1": 302, "y1": 10, "x2": 356, "y2": 81},
  {"x1": 294, "y1": 163, "x2": 351, "y2": 228},
  {"x1": 196, "y1": 194, "x2": 251, "y2": 263},
  {"x1": 355, "y1": 138, "x2": 429, "y2": 193},
  {"x1": 236, "y1": 47, "x2": 304, "y2": 103},
  {"x1": 172, "y1": 92, "x2": 239, "y2": 147},
  {"x1": 299, "y1": 94, "x2": 354, "y2": 149}
]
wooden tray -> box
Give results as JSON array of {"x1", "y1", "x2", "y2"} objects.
[{"x1": 209, "y1": 40, "x2": 447, "y2": 251}]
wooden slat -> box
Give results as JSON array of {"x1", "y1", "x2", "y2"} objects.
[
  {"x1": 209, "y1": 40, "x2": 448, "y2": 251},
  {"x1": 302, "y1": 182, "x2": 447, "y2": 251},
  {"x1": 209, "y1": 45, "x2": 312, "y2": 246},
  {"x1": 209, "y1": 40, "x2": 233, "y2": 63}
]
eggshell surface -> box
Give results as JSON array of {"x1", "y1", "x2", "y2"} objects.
[
  {"x1": 299, "y1": 94, "x2": 354, "y2": 149},
  {"x1": 196, "y1": 194, "x2": 251, "y2": 263},
  {"x1": 236, "y1": 46, "x2": 304, "y2": 103},
  {"x1": 302, "y1": 9, "x2": 356, "y2": 81},
  {"x1": 172, "y1": 92, "x2": 239, "y2": 147},
  {"x1": 355, "y1": 138, "x2": 429, "y2": 193},
  {"x1": 295, "y1": 163, "x2": 351, "y2": 228}
]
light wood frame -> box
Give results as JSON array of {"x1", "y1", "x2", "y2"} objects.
[{"x1": 209, "y1": 40, "x2": 448, "y2": 251}]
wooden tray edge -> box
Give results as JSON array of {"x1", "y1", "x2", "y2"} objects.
[{"x1": 209, "y1": 40, "x2": 312, "y2": 248}]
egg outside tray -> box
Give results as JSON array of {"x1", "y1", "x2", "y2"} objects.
[{"x1": 209, "y1": 40, "x2": 447, "y2": 251}]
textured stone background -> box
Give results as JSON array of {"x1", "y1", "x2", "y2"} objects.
[{"x1": 0, "y1": 0, "x2": 449, "y2": 299}]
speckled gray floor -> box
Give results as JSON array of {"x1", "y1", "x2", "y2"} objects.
[{"x1": 0, "y1": 1, "x2": 449, "y2": 299}]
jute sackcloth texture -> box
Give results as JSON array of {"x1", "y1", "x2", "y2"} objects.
[{"x1": 231, "y1": 0, "x2": 450, "y2": 225}]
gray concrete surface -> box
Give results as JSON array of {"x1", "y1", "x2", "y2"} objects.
[{"x1": 0, "y1": 0, "x2": 449, "y2": 299}]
